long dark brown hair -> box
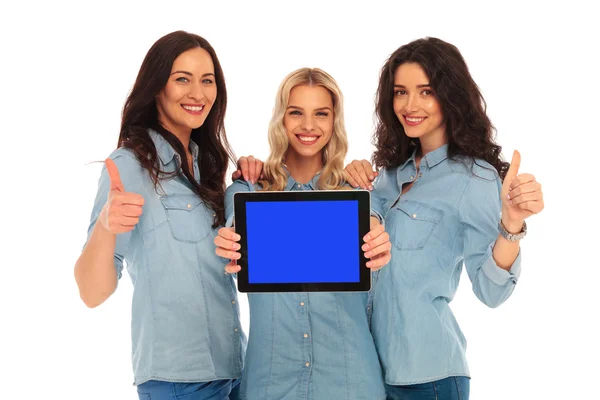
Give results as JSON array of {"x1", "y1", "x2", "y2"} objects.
[
  {"x1": 118, "y1": 30, "x2": 235, "y2": 227},
  {"x1": 372, "y1": 37, "x2": 509, "y2": 179}
]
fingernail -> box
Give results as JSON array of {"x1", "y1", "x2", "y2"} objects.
[
  {"x1": 506, "y1": 194, "x2": 510, "y2": 200},
  {"x1": 364, "y1": 234, "x2": 371, "y2": 241},
  {"x1": 509, "y1": 200, "x2": 513, "y2": 205},
  {"x1": 369, "y1": 185, "x2": 374, "y2": 191},
  {"x1": 369, "y1": 175, "x2": 374, "y2": 180},
  {"x1": 366, "y1": 261, "x2": 372, "y2": 268},
  {"x1": 365, "y1": 251, "x2": 372, "y2": 258},
  {"x1": 362, "y1": 244, "x2": 370, "y2": 251},
  {"x1": 234, "y1": 244, "x2": 241, "y2": 250},
  {"x1": 235, "y1": 234, "x2": 241, "y2": 241}
]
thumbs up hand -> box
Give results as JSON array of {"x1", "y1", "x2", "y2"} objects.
[
  {"x1": 500, "y1": 150, "x2": 544, "y2": 232},
  {"x1": 99, "y1": 158, "x2": 145, "y2": 234}
]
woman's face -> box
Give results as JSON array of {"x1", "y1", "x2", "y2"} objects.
[
  {"x1": 393, "y1": 62, "x2": 446, "y2": 148},
  {"x1": 283, "y1": 84, "x2": 334, "y2": 161},
  {"x1": 156, "y1": 47, "x2": 217, "y2": 138}
]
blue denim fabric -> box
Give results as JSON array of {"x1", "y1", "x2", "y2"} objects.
[
  {"x1": 224, "y1": 174, "x2": 386, "y2": 400},
  {"x1": 371, "y1": 144, "x2": 521, "y2": 385},
  {"x1": 85, "y1": 129, "x2": 246, "y2": 385}
]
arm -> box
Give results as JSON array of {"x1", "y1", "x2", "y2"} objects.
[
  {"x1": 459, "y1": 175, "x2": 521, "y2": 308},
  {"x1": 74, "y1": 155, "x2": 144, "y2": 308}
]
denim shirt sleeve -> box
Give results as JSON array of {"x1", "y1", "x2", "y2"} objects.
[
  {"x1": 369, "y1": 175, "x2": 386, "y2": 223},
  {"x1": 84, "y1": 150, "x2": 144, "y2": 280},
  {"x1": 458, "y1": 174, "x2": 522, "y2": 308},
  {"x1": 225, "y1": 179, "x2": 255, "y2": 228}
]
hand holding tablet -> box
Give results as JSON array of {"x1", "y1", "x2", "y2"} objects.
[{"x1": 214, "y1": 190, "x2": 391, "y2": 293}]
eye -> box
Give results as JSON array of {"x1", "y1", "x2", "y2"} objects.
[
  {"x1": 202, "y1": 78, "x2": 214, "y2": 84},
  {"x1": 421, "y1": 89, "x2": 433, "y2": 96},
  {"x1": 176, "y1": 77, "x2": 189, "y2": 83},
  {"x1": 316, "y1": 111, "x2": 329, "y2": 117},
  {"x1": 395, "y1": 89, "x2": 407, "y2": 96},
  {"x1": 289, "y1": 110, "x2": 302, "y2": 116}
]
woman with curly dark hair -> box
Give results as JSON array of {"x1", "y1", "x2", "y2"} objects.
[
  {"x1": 74, "y1": 31, "x2": 261, "y2": 400},
  {"x1": 344, "y1": 37, "x2": 545, "y2": 399}
]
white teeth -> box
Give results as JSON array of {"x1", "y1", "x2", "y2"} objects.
[
  {"x1": 298, "y1": 136, "x2": 317, "y2": 142},
  {"x1": 406, "y1": 117, "x2": 425, "y2": 122},
  {"x1": 183, "y1": 105, "x2": 204, "y2": 112}
]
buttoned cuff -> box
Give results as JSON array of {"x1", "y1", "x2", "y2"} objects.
[{"x1": 481, "y1": 245, "x2": 522, "y2": 285}]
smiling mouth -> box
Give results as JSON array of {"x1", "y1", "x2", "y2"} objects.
[
  {"x1": 295, "y1": 134, "x2": 320, "y2": 145},
  {"x1": 404, "y1": 116, "x2": 426, "y2": 126},
  {"x1": 181, "y1": 104, "x2": 205, "y2": 115}
]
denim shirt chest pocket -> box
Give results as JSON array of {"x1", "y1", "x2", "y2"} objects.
[
  {"x1": 390, "y1": 199, "x2": 444, "y2": 250},
  {"x1": 160, "y1": 193, "x2": 212, "y2": 243}
]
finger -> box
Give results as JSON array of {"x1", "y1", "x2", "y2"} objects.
[
  {"x1": 366, "y1": 252, "x2": 391, "y2": 271},
  {"x1": 105, "y1": 158, "x2": 124, "y2": 192},
  {"x1": 254, "y1": 160, "x2": 264, "y2": 182},
  {"x1": 218, "y1": 227, "x2": 240, "y2": 241},
  {"x1": 214, "y1": 235, "x2": 241, "y2": 251},
  {"x1": 109, "y1": 215, "x2": 139, "y2": 230},
  {"x1": 354, "y1": 160, "x2": 374, "y2": 189},
  {"x1": 232, "y1": 170, "x2": 242, "y2": 180},
  {"x1": 348, "y1": 168, "x2": 370, "y2": 190},
  {"x1": 504, "y1": 150, "x2": 521, "y2": 184},
  {"x1": 362, "y1": 231, "x2": 389, "y2": 252},
  {"x1": 364, "y1": 241, "x2": 392, "y2": 259},
  {"x1": 509, "y1": 173, "x2": 537, "y2": 190},
  {"x1": 120, "y1": 204, "x2": 144, "y2": 217},
  {"x1": 225, "y1": 261, "x2": 241, "y2": 274},
  {"x1": 343, "y1": 170, "x2": 359, "y2": 188},
  {"x1": 518, "y1": 200, "x2": 544, "y2": 214},
  {"x1": 215, "y1": 246, "x2": 241, "y2": 260},
  {"x1": 114, "y1": 192, "x2": 145, "y2": 206},
  {"x1": 360, "y1": 160, "x2": 377, "y2": 181},
  {"x1": 510, "y1": 191, "x2": 543, "y2": 206},
  {"x1": 364, "y1": 224, "x2": 385, "y2": 242},
  {"x1": 238, "y1": 157, "x2": 249, "y2": 181},
  {"x1": 247, "y1": 156, "x2": 257, "y2": 183},
  {"x1": 508, "y1": 181, "x2": 541, "y2": 199}
]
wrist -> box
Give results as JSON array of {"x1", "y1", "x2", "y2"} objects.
[{"x1": 501, "y1": 216, "x2": 524, "y2": 234}]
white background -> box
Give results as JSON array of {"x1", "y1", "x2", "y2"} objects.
[{"x1": 1, "y1": 1, "x2": 598, "y2": 399}]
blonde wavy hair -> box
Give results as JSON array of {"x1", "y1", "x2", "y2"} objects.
[{"x1": 258, "y1": 67, "x2": 349, "y2": 191}]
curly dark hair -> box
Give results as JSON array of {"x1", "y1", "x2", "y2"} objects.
[
  {"x1": 118, "y1": 30, "x2": 235, "y2": 227},
  {"x1": 372, "y1": 37, "x2": 509, "y2": 179}
]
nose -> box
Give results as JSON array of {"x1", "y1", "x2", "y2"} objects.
[
  {"x1": 301, "y1": 115, "x2": 315, "y2": 131},
  {"x1": 187, "y1": 82, "x2": 205, "y2": 103},
  {"x1": 404, "y1": 93, "x2": 419, "y2": 113}
]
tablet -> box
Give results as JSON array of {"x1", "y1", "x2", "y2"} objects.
[{"x1": 233, "y1": 190, "x2": 371, "y2": 293}]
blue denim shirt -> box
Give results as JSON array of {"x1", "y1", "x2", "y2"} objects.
[
  {"x1": 84, "y1": 130, "x2": 246, "y2": 385},
  {"x1": 225, "y1": 174, "x2": 386, "y2": 400},
  {"x1": 370, "y1": 144, "x2": 522, "y2": 385}
]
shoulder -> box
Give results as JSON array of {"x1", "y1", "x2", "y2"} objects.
[{"x1": 226, "y1": 179, "x2": 256, "y2": 196}]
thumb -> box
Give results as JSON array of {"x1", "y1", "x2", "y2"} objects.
[
  {"x1": 504, "y1": 150, "x2": 521, "y2": 187},
  {"x1": 105, "y1": 158, "x2": 124, "y2": 192}
]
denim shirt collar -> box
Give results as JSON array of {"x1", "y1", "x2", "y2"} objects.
[
  {"x1": 149, "y1": 129, "x2": 199, "y2": 166},
  {"x1": 399, "y1": 143, "x2": 449, "y2": 171},
  {"x1": 282, "y1": 164, "x2": 322, "y2": 190}
]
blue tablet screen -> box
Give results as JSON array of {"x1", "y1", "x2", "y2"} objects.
[{"x1": 245, "y1": 200, "x2": 359, "y2": 284}]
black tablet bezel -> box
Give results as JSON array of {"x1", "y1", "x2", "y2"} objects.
[{"x1": 233, "y1": 190, "x2": 371, "y2": 293}]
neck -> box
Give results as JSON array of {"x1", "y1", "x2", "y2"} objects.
[
  {"x1": 284, "y1": 151, "x2": 323, "y2": 184},
  {"x1": 419, "y1": 136, "x2": 447, "y2": 156}
]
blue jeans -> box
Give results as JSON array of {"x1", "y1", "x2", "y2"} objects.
[
  {"x1": 137, "y1": 379, "x2": 240, "y2": 400},
  {"x1": 385, "y1": 376, "x2": 470, "y2": 400}
]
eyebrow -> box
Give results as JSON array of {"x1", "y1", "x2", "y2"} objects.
[
  {"x1": 170, "y1": 71, "x2": 215, "y2": 77},
  {"x1": 287, "y1": 105, "x2": 332, "y2": 111},
  {"x1": 394, "y1": 84, "x2": 431, "y2": 88}
]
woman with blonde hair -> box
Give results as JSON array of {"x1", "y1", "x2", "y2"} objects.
[{"x1": 215, "y1": 67, "x2": 390, "y2": 400}]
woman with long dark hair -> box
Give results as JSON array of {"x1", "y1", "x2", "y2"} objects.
[
  {"x1": 344, "y1": 37, "x2": 545, "y2": 399},
  {"x1": 74, "y1": 31, "x2": 255, "y2": 400}
]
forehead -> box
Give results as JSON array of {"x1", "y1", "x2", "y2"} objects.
[
  {"x1": 394, "y1": 62, "x2": 429, "y2": 85},
  {"x1": 288, "y1": 84, "x2": 333, "y2": 107},
  {"x1": 171, "y1": 47, "x2": 214, "y2": 73}
]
